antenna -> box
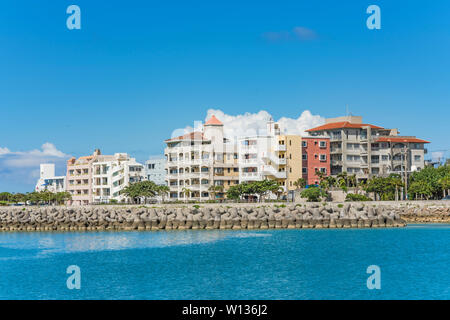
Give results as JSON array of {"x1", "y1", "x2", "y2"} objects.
[{"x1": 346, "y1": 104, "x2": 349, "y2": 116}]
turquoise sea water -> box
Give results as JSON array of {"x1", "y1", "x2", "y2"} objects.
[{"x1": 0, "y1": 225, "x2": 449, "y2": 300}]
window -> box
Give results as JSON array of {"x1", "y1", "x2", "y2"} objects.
[
  {"x1": 319, "y1": 141, "x2": 327, "y2": 148},
  {"x1": 319, "y1": 168, "x2": 327, "y2": 174},
  {"x1": 302, "y1": 168, "x2": 307, "y2": 174},
  {"x1": 382, "y1": 155, "x2": 389, "y2": 161},
  {"x1": 302, "y1": 154, "x2": 307, "y2": 160},
  {"x1": 414, "y1": 155, "x2": 421, "y2": 162},
  {"x1": 302, "y1": 141, "x2": 307, "y2": 147},
  {"x1": 320, "y1": 154, "x2": 327, "y2": 161}
]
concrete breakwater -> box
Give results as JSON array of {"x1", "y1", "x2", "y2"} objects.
[{"x1": 0, "y1": 203, "x2": 409, "y2": 232}]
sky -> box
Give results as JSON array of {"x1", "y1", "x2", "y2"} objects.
[{"x1": 1, "y1": 0, "x2": 449, "y2": 192}]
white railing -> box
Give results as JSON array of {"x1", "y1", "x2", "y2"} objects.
[{"x1": 262, "y1": 166, "x2": 287, "y2": 179}]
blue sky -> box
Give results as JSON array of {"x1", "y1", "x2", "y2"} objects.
[{"x1": 1, "y1": 0, "x2": 449, "y2": 192}]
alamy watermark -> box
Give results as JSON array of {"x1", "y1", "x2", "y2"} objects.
[
  {"x1": 366, "y1": 265, "x2": 381, "y2": 290},
  {"x1": 66, "y1": 265, "x2": 81, "y2": 290},
  {"x1": 366, "y1": 5, "x2": 381, "y2": 30},
  {"x1": 66, "y1": 5, "x2": 81, "y2": 30}
]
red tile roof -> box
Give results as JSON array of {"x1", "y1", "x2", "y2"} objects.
[
  {"x1": 306, "y1": 121, "x2": 384, "y2": 132},
  {"x1": 165, "y1": 131, "x2": 206, "y2": 142},
  {"x1": 376, "y1": 137, "x2": 430, "y2": 144},
  {"x1": 204, "y1": 115, "x2": 223, "y2": 126}
]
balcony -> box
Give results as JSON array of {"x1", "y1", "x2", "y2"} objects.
[
  {"x1": 331, "y1": 160, "x2": 342, "y2": 166},
  {"x1": 274, "y1": 144, "x2": 286, "y2": 152},
  {"x1": 262, "y1": 167, "x2": 286, "y2": 179}
]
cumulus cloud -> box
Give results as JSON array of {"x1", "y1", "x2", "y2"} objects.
[
  {"x1": 0, "y1": 147, "x2": 10, "y2": 155},
  {"x1": 0, "y1": 143, "x2": 70, "y2": 192},
  {"x1": 172, "y1": 109, "x2": 324, "y2": 140},
  {"x1": 263, "y1": 26, "x2": 318, "y2": 42}
]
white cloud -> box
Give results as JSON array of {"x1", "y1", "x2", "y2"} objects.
[
  {"x1": 292, "y1": 27, "x2": 318, "y2": 40},
  {"x1": 0, "y1": 143, "x2": 70, "y2": 191},
  {"x1": 205, "y1": 109, "x2": 324, "y2": 139},
  {"x1": 0, "y1": 147, "x2": 10, "y2": 155},
  {"x1": 173, "y1": 109, "x2": 325, "y2": 140}
]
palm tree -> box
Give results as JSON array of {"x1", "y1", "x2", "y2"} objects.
[
  {"x1": 337, "y1": 171, "x2": 348, "y2": 185},
  {"x1": 157, "y1": 185, "x2": 170, "y2": 203},
  {"x1": 349, "y1": 174, "x2": 357, "y2": 188},
  {"x1": 208, "y1": 185, "x2": 224, "y2": 201},
  {"x1": 293, "y1": 177, "x2": 306, "y2": 190},
  {"x1": 181, "y1": 187, "x2": 191, "y2": 203}
]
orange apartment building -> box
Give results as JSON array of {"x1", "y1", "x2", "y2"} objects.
[{"x1": 301, "y1": 136, "x2": 331, "y2": 186}]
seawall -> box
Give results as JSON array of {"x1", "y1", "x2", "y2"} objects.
[
  {"x1": 0, "y1": 202, "x2": 412, "y2": 232},
  {"x1": 1, "y1": 202, "x2": 449, "y2": 232}
]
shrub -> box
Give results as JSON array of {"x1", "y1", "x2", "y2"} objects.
[
  {"x1": 300, "y1": 187, "x2": 327, "y2": 202},
  {"x1": 345, "y1": 193, "x2": 373, "y2": 202}
]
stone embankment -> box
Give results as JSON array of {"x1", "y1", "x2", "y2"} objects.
[
  {"x1": 0, "y1": 202, "x2": 411, "y2": 232},
  {"x1": 398, "y1": 204, "x2": 450, "y2": 223}
]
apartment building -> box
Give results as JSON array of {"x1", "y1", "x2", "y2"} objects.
[
  {"x1": 144, "y1": 157, "x2": 166, "y2": 185},
  {"x1": 91, "y1": 153, "x2": 144, "y2": 203},
  {"x1": 66, "y1": 149, "x2": 99, "y2": 205},
  {"x1": 239, "y1": 119, "x2": 302, "y2": 193},
  {"x1": 306, "y1": 115, "x2": 430, "y2": 182},
  {"x1": 301, "y1": 137, "x2": 331, "y2": 185},
  {"x1": 35, "y1": 163, "x2": 66, "y2": 193},
  {"x1": 66, "y1": 149, "x2": 144, "y2": 205},
  {"x1": 164, "y1": 115, "x2": 239, "y2": 201}
]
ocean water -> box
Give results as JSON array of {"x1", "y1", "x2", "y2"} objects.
[{"x1": 0, "y1": 225, "x2": 449, "y2": 300}]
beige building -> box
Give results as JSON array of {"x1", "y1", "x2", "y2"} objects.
[
  {"x1": 306, "y1": 115, "x2": 430, "y2": 181},
  {"x1": 66, "y1": 149, "x2": 100, "y2": 205},
  {"x1": 238, "y1": 119, "x2": 302, "y2": 193},
  {"x1": 66, "y1": 149, "x2": 144, "y2": 205}
]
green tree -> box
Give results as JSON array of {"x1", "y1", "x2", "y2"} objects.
[
  {"x1": 293, "y1": 178, "x2": 306, "y2": 190},
  {"x1": 226, "y1": 184, "x2": 242, "y2": 200},
  {"x1": 300, "y1": 186, "x2": 327, "y2": 202}
]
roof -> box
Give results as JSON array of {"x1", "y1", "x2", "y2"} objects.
[
  {"x1": 306, "y1": 121, "x2": 384, "y2": 132},
  {"x1": 204, "y1": 115, "x2": 223, "y2": 126},
  {"x1": 376, "y1": 137, "x2": 430, "y2": 144},
  {"x1": 165, "y1": 131, "x2": 206, "y2": 142},
  {"x1": 302, "y1": 136, "x2": 330, "y2": 140}
]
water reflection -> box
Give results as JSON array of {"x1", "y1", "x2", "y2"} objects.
[{"x1": 0, "y1": 230, "x2": 272, "y2": 259}]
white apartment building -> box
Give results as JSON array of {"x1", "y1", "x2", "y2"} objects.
[
  {"x1": 239, "y1": 119, "x2": 302, "y2": 193},
  {"x1": 91, "y1": 153, "x2": 144, "y2": 203},
  {"x1": 144, "y1": 157, "x2": 166, "y2": 185},
  {"x1": 164, "y1": 116, "x2": 302, "y2": 201},
  {"x1": 306, "y1": 115, "x2": 430, "y2": 181},
  {"x1": 35, "y1": 163, "x2": 66, "y2": 193},
  {"x1": 164, "y1": 115, "x2": 239, "y2": 201}
]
